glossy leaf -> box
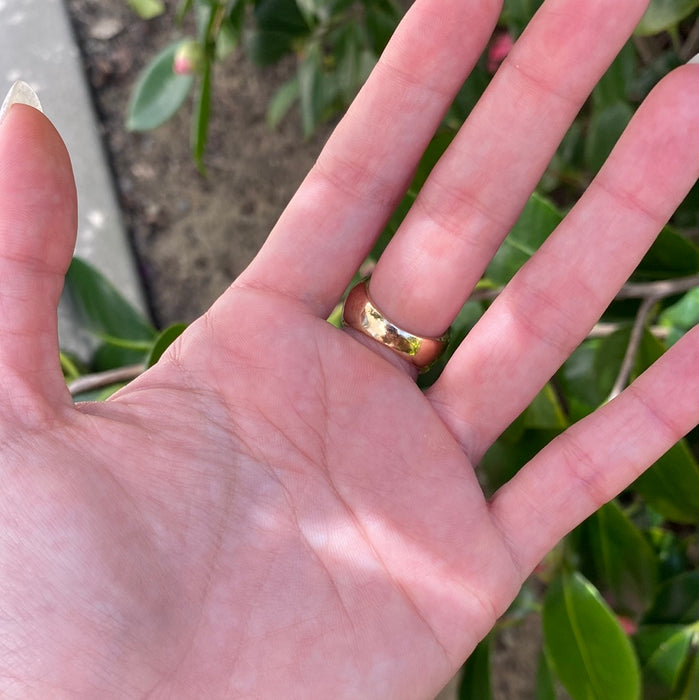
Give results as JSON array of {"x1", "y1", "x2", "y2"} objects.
[
  {"x1": 254, "y1": 0, "x2": 309, "y2": 33},
  {"x1": 635, "y1": 0, "x2": 699, "y2": 36},
  {"x1": 592, "y1": 326, "x2": 632, "y2": 397},
  {"x1": 458, "y1": 636, "x2": 492, "y2": 699},
  {"x1": 524, "y1": 383, "x2": 568, "y2": 430},
  {"x1": 636, "y1": 227, "x2": 699, "y2": 280},
  {"x1": 535, "y1": 648, "x2": 556, "y2": 700},
  {"x1": 65, "y1": 258, "x2": 156, "y2": 343},
  {"x1": 485, "y1": 193, "x2": 563, "y2": 285},
  {"x1": 576, "y1": 500, "x2": 658, "y2": 618},
  {"x1": 297, "y1": 42, "x2": 326, "y2": 137},
  {"x1": 543, "y1": 571, "x2": 641, "y2": 700},
  {"x1": 147, "y1": 323, "x2": 188, "y2": 368},
  {"x1": 91, "y1": 342, "x2": 150, "y2": 373},
  {"x1": 584, "y1": 101, "x2": 634, "y2": 174},
  {"x1": 334, "y1": 24, "x2": 364, "y2": 103},
  {"x1": 644, "y1": 571, "x2": 699, "y2": 625},
  {"x1": 557, "y1": 339, "x2": 602, "y2": 420},
  {"x1": 480, "y1": 429, "x2": 558, "y2": 495},
  {"x1": 127, "y1": 41, "x2": 194, "y2": 131},
  {"x1": 364, "y1": 2, "x2": 401, "y2": 55},
  {"x1": 267, "y1": 77, "x2": 300, "y2": 128},
  {"x1": 73, "y1": 383, "x2": 127, "y2": 403},
  {"x1": 245, "y1": 29, "x2": 297, "y2": 65},
  {"x1": 593, "y1": 42, "x2": 637, "y2": 108},
  {"x1": 501, "y1": 0, "x2": 546, "y2": 35},
  {"x1": 128, "y1": 0, "x2": 165, "y2": 19},
  {"x1": 659, "y1": 286, "x2": 699, "y2": 346},
  {"x1": 638, "y1": 624, "x2": 698, "y2": 698},
  {"x1": 632, "y1": 440, "x2": 699, "y2": 525}
]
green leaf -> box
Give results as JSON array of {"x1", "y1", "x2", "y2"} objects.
[
  {"x1": 644, "y1": 571, "x2": 699, "y2": 625},
  {"x1": 632, "y1": 440, "x2": 699, "y2": 525},
  {"x1": 584, "y1": 101, "x2": 634, "y2": 174},
  {"x1": 543, "y1": 571, "x2": 641, "y2": 700},
  {"x1": 524, "y1": 383, "x2": 568, "y2": 430},
  {"x1": 501, "y1": 0, "x2": 546, "y2": 35},
  {"x1": 91, "y1": 342, "x2": 149, "y2": 373},
  {"x1": 535, "y1": 648, "x2": 557, "y2": 700},
  {"x1": 297, "y1": 42, "x2": 327, "y2": 137},
  {"x1": 127, "y1": 41, "x2": 195, "y2": 131},
  {"x1": 558, "y1": 339, "x2": 603, "y2": 419},
  {"x1": 593, "y1": 326, "x2": 633, "y2": 396},
  {"x1": 127, "y1": 0, "x2": 165, "y2": 19},
  {"x1": 636, "y1": 227, "x2": 699, "y2": 280},
  {"x1": 659, "y1": 286, "x2": 699, "y2": 346},
  {"x1": 247, "y1": 31, "x2": 292, "y2": 65},
  {"x1": 637, "y1": 624, "x2": 699, "y2": 697},
  {"x1": 267, "y1": 76, "x2": 300, "y2": 128},
  {"x1": 479, "y1": 429, "x2": 558, "y2": 496},
  {"x1": 576, "y1": 500, "x2": 658, "y2": 618},
  {"x1": 458, "y1": 636, "x2": 492, "y2": 699},
  {"x1": 254, "y1": 0, "x2": 310, "y2": 33},
  {"x1": 485, "y1": 193, "x2": 563, "y2": 285},
  {"x1": 334, "y1": 23, "x2": 363, "y2": 103},
  {"x1": 593, "y1": 42, "x2": 637, "y2": 108},
  {"x1": 635, "y1": 0, "x2": 699, "y2": 36},
  {"x1": 73, "y1": 383, "x2": 126, "y2": 403},
  {"x1": 680, "y1": 653, "x2": 699, "y2": 699},
  {"x1": 65, "y1": 258, "x2": 156, "y2": 343},
  {"x1": 364, "y1": 3, "x2": 401, "y2": 55},
  {"x1": 147, "y1": 323, "x2": 188, "y2": 368}
]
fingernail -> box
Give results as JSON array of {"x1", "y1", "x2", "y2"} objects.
[
  {"x1": 0, "y1": 80, "x2": 43, "y2": 125},
  {"x1": 688, "y1": 53, "x2": 699, "y2": 65}
]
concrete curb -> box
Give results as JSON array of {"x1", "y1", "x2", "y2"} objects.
[{"x1": 0, "y1": 0, "x2": 148, "y2": 358}]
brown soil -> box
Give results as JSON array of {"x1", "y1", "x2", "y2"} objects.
[
  {"x1": 65, "y1": 1, "x2": 554, "y2": 697},
  {"x1": 66, "y1": 0, "x2": 333, "y2": 328}
]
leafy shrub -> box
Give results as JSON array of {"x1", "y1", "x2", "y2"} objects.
[{"x1": 62, "y1": 0, "x2": 699, "y2": 696}]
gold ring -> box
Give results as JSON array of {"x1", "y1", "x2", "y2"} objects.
[{"x1": 342, "y1": 278, "x2": 450, "y2": 372}]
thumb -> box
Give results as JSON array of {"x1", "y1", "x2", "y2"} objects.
[{"x1": 0, "y1": 84, "x2": 77, "y2": 418}]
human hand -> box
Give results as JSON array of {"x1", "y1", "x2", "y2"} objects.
[{"x1": 1, "y1": 0, "x2": 697, "y2": 697}]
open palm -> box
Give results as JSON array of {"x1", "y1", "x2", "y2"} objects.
[{"x1": 1, "y1": 0, "x2": 697, "y2": 697}]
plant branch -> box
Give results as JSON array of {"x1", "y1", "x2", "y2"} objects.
[
  {"x1": 612, "y1": 274, "x2": 699, "y2": 300},
  {"x1": 468, "y1": 274, "x2": 699, "y2": 304},
  {"x1": 67, "y1": 364, "x2": 145, "y2": 397},
  {"x1": 607, "y1": 295, "x2": 658, "y2": 401}
]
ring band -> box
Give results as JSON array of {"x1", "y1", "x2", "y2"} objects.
[{"x1": 342, "y1": 278, "x2": 450, "y2": 372}]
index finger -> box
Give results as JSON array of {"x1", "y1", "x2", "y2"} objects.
[{"x1": 237, "y1": 0, "x2": 501, "y2": 315}]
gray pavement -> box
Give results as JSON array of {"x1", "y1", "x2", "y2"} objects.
[{"x1": 0, "y1": 0, "x2": 147, "y2": 358}]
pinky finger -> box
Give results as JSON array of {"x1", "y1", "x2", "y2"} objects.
[{"x1": 489, "y1": 325, "x2": 699, "y2": 578}]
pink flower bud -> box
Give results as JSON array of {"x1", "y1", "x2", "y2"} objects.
[
  {"x1": 173, "y1": 41, "x2": 203, "y2": 76},
  {"x1": 617, "y1": 615, "x2": 638, "y2": 636},
  {"x1": 487, "y1": 32, "x2": 514, "y2": 73}
]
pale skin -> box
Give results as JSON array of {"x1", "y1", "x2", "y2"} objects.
[{"x1": 0, "y1": 0, "x2": 697, "y2": 696}]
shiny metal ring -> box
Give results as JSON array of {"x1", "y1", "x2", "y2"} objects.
[{"x1": 342, "y1": 277, "x2": 450, "y2": 372}]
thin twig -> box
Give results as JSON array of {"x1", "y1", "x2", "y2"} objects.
[
  {"x1": 607, "y1": 295, "x2": 659, "y2": 401},
  {"x1": 68, "y1": 364, "x2": 145, "y2": 397},
  {"x1": 613, "y1": 274, "x2": 699, "y2": 300},
  {"x1": 468, "y1": 274, "x2": 699, "y2": 305}
]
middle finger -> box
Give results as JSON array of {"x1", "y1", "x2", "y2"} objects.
[{"x1": 369, "y1": 0, "x2": 650, "y2": 337}]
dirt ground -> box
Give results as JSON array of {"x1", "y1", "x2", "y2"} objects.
[
  {"x1": 66, "y1": 0, "x2": 334, "y2": 328},
  {"x1": 65, "y1": 1, "x2": 552, "y2": 697}
]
